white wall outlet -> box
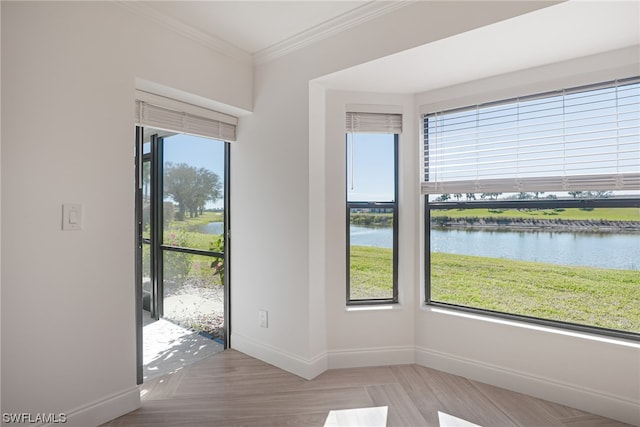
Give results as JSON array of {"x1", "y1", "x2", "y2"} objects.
[
  {"x1": 258, "y1": 309, "x2": 268, "y2": 328},
  {"x1": 62, "y1": 203, "x2": 83, "y2": 231}
]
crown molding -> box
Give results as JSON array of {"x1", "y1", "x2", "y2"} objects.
[
  {"x1": 117, "y1": 1, "x2": 252, "y2": 66},
  {"x1": 117, "y1": 1, "x2": 409, "y2": 67},
  {"x1": 253, "y1": 1, "x2": 412, "y2": 65}
]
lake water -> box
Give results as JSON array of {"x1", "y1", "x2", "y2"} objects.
[
  {"x1": 350, "y1": 225, "x2": 639, "y2": 270},
  {"x1": 198, "y1": 222, "x2": 224, "y2": 235}
]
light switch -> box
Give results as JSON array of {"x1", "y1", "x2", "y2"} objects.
[
  {"x1": 258, "y1": 309, "x2": 268, "y2": 328},
  {"x1": 62, "y1": 203, "x2": 83, "y2": 231}
]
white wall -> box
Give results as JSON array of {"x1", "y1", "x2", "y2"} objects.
[
  {"x1": 319, "y1": 53, "x2": 640, "y2": 423},
  {"x1": 4, "y1": 0, "x2": 635, "y2": 425},
  {"x1": 413, "y1": 48, "x2": 640, "y2": 425},
  {"x1": 1, "y1": 2, "x2": 251, "y2": 425},
  {"x1": 323, "y1": 91, "x2": 418, "y2": 368},
  {"x1": 229, "y1": 0, "x2": 549, "y2": 379}
]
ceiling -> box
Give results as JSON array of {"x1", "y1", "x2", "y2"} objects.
[
  {"x1": 125, "y1": 1, "x2": 406, "y2": 64},
  {"x1": 129, "y1": 1, "x2": 639, "y2": 94},
  {"x1": 315, "y1": 1, "x2": 640, "y2": 94}
]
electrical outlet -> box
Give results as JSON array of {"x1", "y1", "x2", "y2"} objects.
[{"x1": 258, "y1": 309, "x2": 268, "y2": 328}]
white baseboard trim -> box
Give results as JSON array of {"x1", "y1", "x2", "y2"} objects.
[
  {"x1": 231, "y1": 333, "x2": 327, "y2": 380},
  {"x1": 327, "y1": 345, "x2": 415, "y2": 369},
  {"x1": 53, "y1": 386, "x2": 140, "y2": 427},
  {"x1": 415, "y1": 346, "x2": 640, "y2": 426}
]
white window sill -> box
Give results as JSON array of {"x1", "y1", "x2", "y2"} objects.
[
  {"x1": 422, "y1": 304, "x2": 640, "y2": 349},
  {"x1": 346, "y1": 304, "x2": 404, "y2": 313}
]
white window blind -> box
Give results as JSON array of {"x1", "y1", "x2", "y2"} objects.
[
  {"x1": 346, "y1": 112, "x2": 402, "y2": 134},
  {"x1": 135, "y1": 91, "x2": 237, "y2": 141},
  {"x1": 421, "y1": 77, "x2": 640, "y2": 194}
]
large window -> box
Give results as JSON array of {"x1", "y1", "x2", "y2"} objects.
[
  {"x1": 422, "y1": 78, "x2": 640, "y2": 339},
  {"x1": 347, "y1": 112, "x2": 401, "y2": 305}
]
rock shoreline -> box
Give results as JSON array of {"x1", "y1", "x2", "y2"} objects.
[{"x1": 431, "y1": 217, "x2": 640, "y2": 233}]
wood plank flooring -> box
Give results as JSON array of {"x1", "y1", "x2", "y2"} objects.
[{"x1": 103, "y1": 349, "x2": 632, "y2": 427}]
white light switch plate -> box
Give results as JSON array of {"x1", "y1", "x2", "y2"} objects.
[
  {"x1": 258, "y1": 309, "x2": 268, "y2": 328},
  {"x1": 62, "y1": 203, "x2": 83, "y2": 231}
]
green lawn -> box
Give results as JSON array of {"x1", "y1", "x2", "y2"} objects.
[
  {"x1": 164, "y1": 211, "x2": 224, "y2": 251},
  {"x1": 430, "y1": 207, "x2": 640, "y2": 222},
  {"x1": 350, "y1": 246, "x2": 640, "y2": 333},
  {"x1": 432, "y1": 252, "x2": 640, "y2": 333},
  {"x1": 173, "y1": 211, "x2": 224, "y2": 228},
  {"x1": 350, "y1": 245, "x2": 394, "y2": 299}
]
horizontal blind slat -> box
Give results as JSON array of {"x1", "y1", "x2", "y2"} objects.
[
  {"x1": 422, "y1": 78, "x2": 640, "y2": 194},
  {"x1": 346, "y1": 112, "x2": 402, "y2": 134},
  {"x1": 135, "y1": 99, "x2": 237, "y2": 141}
]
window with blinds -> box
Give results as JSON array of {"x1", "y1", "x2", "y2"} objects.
[
  {"x1": 422, "y1": 77, "x2": 640, "y2": 195},
  {"x1": 422, "y1": 77, "x2": 640, "y2": 340},
  {"x1": 346, "y1": 111, "x2": 401, "y2": 305}
]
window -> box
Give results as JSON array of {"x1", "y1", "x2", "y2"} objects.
[
  {"x1": 346, "y1": 112, "x2": 401, "y2": 305},
  {"x1": 422, "y1": 78, "x2": 640, "y2": 339}
]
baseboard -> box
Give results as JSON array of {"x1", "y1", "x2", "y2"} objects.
[
  {"x1": 231, "y1": 332, "x2": 327, "y2": 380},
  {"x1": 327, "y1": 345, "x2": 415, "y2": 369},
  {"x1": 51, "y1": 386, "x2": 140, "y2": 427},
  {"x1": 415, "y1": 346, "x2": 640, "y2": 426}
]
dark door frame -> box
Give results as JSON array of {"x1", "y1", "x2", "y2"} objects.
[{"x1": 135, "y1": 127, "x2": 231, "y2": 384}]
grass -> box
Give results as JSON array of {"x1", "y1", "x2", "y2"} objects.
[
  {"x1": 350, "y1": 246, "x2": 640, "y2": 333},
  {"x1": 164, "y1": 211, "x2": 224, "y2": 251},
  {"x1": 430, "y1": 207, "x2": 640, "y2": 222},
  {"x1": 174, "y1": 211, "x2": 224, "y2": 228},
  {"x1": 432, "y1": 253, "x2": 640, "y2": 332},
  {"x1": 350, "y1": 245, "x2": 394, "y2": 299}
]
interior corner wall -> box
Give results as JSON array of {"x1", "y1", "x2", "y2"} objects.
[
  {"x1": 1, "y1": 2, "x2": 250, "y2": 425},
  {"x1": 414, "y1": 49, "x2": 640, "y2": 425},
  {"x1": 308, "y1": 82, "x2": 328, "y2": 374},
  {"x1": 323, "y1": 90, "x2": 417, "y2": 368},
  {"x1": 229, "y1": 0, "x2": 550, "y2": 380}
]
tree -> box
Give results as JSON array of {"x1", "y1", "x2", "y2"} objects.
[
  {"x1": 189, "y1": 168, "x2": 222, "y2": 217},
  {"x1": 164, "y1": 162, "x2": 222, "y2": 220},
  {"x1": 594, "y1": 191, "x2": 612, "y2": 199},
  {"x1": 481, "y1": 192, "x2": 501, "y2": 200}
]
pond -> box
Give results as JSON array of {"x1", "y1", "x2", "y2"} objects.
[
  {"x1": 197, "y1": 222, "x2": 224, "y2": 235},
  {"x1": 350, "y1": 225, "x2": 639, "y2": 270}
]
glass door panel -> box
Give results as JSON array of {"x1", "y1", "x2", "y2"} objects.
[
  {"x1": 160, "y1": 134, "x2": 226, "y2": 343},
  {"x1": 162, "y1": 251, "x2": 225, "y2": 341},
  {"x1": 162, "y1": 135, "x2": 225, "y2": 251}
]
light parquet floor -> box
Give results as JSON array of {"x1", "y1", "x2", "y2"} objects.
[{"x1": 103, "y1": 349, "x2": 632, "y2": 427}]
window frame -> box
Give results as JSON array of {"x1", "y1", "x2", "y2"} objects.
[
  {"x1": 422, "y1": 78, "x2": 640, "y2": 341},
  {"x1": 346, "y1": 133, "x2": 399, "y2": 306}
]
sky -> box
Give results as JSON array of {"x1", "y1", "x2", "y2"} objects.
[
  {"x1": 346, "y1": 132, "x2": 396, "y2": 202},
  {"x1": 152, "y1": 131, "x2": 396, "y2": 209},
  {"x1": 162, "y1": 133, "x2": 226, "y2": 209},
  {"x1": 151, "y1": 78, "x2": 638, "y2": 210},
  {"x1": 425, "y1": 82, "x2": 639, "y2": 184}
]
